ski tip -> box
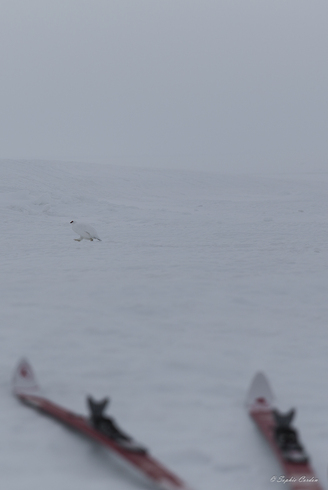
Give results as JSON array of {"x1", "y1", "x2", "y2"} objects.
[
  {"x1": 12, "y1": 359, "x2": 40, "y2": 396},
  {"x1": 245, "y1": 371, "x2": 275, "y2": 409}
]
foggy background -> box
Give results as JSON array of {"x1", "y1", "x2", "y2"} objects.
[{"x1": 0, "y1": 0, "x2": 327, "y2": 173}]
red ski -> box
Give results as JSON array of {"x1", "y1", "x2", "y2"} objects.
[
  {"x1": 246, "y1": 372, "x2": 323, "y2": 490},
  {"x1": 12, "y1": 359, "x2": 194, "y2": 490}
]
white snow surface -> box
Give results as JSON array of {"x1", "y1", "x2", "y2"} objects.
[{"x1": 1, "y1": 159, "x2": 328, "y2": 490}]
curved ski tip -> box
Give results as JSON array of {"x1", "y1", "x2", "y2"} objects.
[
  {"x1": 245, "y1": 371, "x2": 275, "y2": 408},
  {"x1": 12, "y1": 358, "x2": 39, "y2": 396}
]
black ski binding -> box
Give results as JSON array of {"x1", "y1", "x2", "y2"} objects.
[
  {"x1": 87, "y1": 396, "x2": 148, "y2": 454},
  {"x1": 272, "y1": 408, "x2": 309, "y2": 464}
]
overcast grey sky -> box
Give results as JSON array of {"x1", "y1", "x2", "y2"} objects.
[{"x1": 0, "y1": 0, "x2": 327, "y2": 172}]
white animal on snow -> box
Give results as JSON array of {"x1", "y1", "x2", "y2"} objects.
[{"x1": 70, "y1": 221, "x2": 102, "y2": 241}]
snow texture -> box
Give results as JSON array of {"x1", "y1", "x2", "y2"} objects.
[{"x1": 1, "y1": 159, "x2": 328, "y2": 490}]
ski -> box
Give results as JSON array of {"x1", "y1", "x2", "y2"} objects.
[
  {"x1": 246, "y1": 372, "x2": 323, "y2": 490},
  {"x1": 12, "y1": 359, "x2": 194, "y2": 490}
]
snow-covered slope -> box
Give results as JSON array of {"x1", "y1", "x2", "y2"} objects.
[{"x1": 1, "y1": 160, "x2": 328, "y2": 490}]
